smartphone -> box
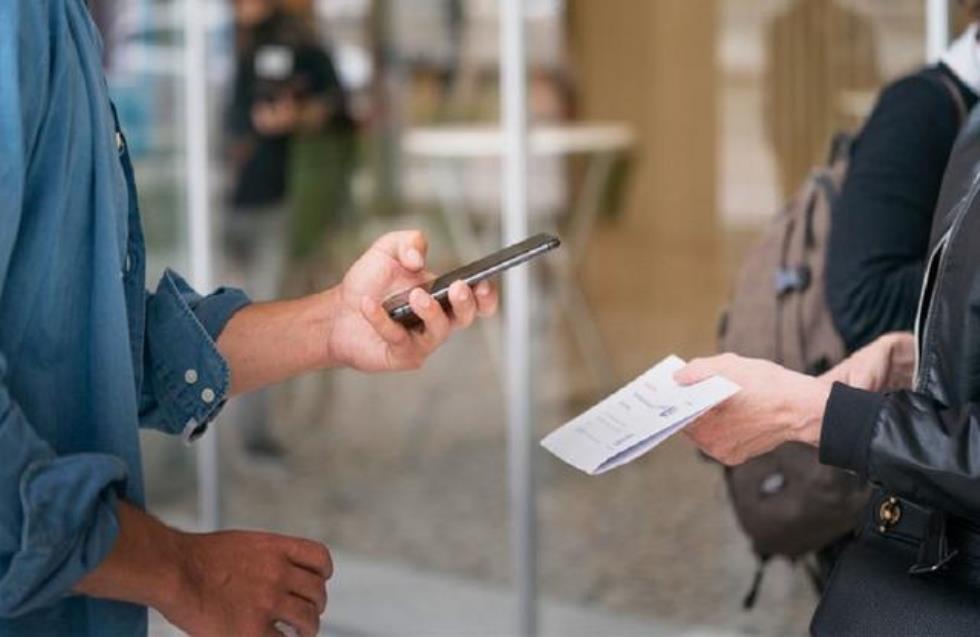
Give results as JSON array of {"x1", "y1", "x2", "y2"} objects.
[{"x1": 383, "y1": 233, "x2": 561, "y2": 329}]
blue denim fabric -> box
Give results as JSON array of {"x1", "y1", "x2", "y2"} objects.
[{"x1": 0, "y1": 2, "x2": 250, "y2": 634}]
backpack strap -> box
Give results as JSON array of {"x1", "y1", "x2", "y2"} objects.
[
  {"x1": 742, "y1": 557, "x2": 770, "y2": 610},
  {"x1": 806, "y1": 170, "x2": 838, "y2": 249},
  {"x1": 934, "y1": 72, "x2": 969, "y2": 128},
  {"x1": 825, "y1": 131, "x2": 855, "y2": 166}
]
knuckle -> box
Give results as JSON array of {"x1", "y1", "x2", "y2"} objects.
[
  {"x1": 381, "y1": 258, "x2": 398, "y2": 280},
  {"x1": 258, "y1": 590, "x2": 279, "y2": 614},
  {"x1": 273, "y1": 561, "x2": 290, "y2": 584},
  {"x1": 389, "y1": 330, "x2": 409, "y2": 346}
]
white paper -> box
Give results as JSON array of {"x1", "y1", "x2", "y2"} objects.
[{"x1": 540, "y1": 355, "x2": 740, "y2": 475}]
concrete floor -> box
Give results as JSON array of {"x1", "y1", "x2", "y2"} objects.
[{"x1": 149, "y1": 547, "x2": 759, "y2": 637}]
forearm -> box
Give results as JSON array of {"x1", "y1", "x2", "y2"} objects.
[
  {"x1": 73, "y1": 502, "x2": 185, "y2": 613},
  {"x1": 216, "y1": 288, "x2": 340, "y2": 396}
]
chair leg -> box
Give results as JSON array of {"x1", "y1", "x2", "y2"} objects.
[{"x1": 555, "y1": 269, "x2": 618, "y2": 393}]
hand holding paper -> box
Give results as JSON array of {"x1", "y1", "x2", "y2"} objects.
[{"x1": 540, "y1": 355, "x2": 740, "y2": 475}]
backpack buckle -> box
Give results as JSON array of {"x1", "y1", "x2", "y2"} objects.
[{"x1": 775, "y1": 265, "x2": 812, "y2": 296}]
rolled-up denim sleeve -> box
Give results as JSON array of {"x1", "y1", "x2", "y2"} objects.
[
  {"x1": 139, "y1": 269, "x2": 250, "y2": 441},
  {"x1": 0, "y1": 356, "x2": 128, "y2": 617}
]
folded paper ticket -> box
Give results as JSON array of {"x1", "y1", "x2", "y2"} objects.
[{"x1": 541, "y1": 355, "x2": 740, "y2": 475}]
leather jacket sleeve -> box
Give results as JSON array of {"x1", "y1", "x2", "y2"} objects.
[{"x1": 821, "y1": 382, "x2": 980, "y2": 522}]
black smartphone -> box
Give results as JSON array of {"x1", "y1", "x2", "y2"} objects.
[{"x1": 383, "y1": 233, "x2": 561, "y2": 329}]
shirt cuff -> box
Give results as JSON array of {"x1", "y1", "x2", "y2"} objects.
[
  {"x1": 0, "y1": 454, "x2": 127, "y2": 616},
  {"x1": 186, "y1": 286, "x2": 252, "y2": 341},
  {"x1": 819, "y1": 382, "x2": 886, "y2": 477},
  {"x1": 142, "y1": 270, "x2": 250, "y2": 439}
]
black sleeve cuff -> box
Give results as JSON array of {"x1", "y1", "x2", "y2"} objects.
[{"x1": 819, "y1": 382, "x2": 887, "y2": 477}]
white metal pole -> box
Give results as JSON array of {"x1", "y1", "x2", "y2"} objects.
[
  {"x1": 500, "y1": 0, "x2": 537, "y2": 635},
  {"x1": 926, "y1": 0, "x2": 951, "y2": 62},
  {"x1": 184, "y1": 0, "x2": 221, "y2": 532}
]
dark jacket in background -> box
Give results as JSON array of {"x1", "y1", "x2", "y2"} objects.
[
  {"x1": 226, "y1": 11, "x2": 349, "y2": 209},
  {"x1": 826, "y1": 64, "x2": 977, "y2": 352}
]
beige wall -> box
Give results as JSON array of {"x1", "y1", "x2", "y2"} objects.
[{"x1": 568, "y1": 0, "x2": 718, "y2": 244}]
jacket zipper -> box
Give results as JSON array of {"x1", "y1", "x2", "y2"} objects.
[{"x1": 913, "y1": 230, "x2": 950, "y2": 390}]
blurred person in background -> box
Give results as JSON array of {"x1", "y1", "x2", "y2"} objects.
[
  {"x1": 764, "y1": 0, "x2": 880, "y2": 198},
  {"x1": 826, "y1": 4, "x2": 979, "y2": 353},
  {"x1": 0, "y1": 2, "x2": 497, "y2": 636},
  {"x1": 225, "y1": 0, "x2": 354, "y2": 457}
]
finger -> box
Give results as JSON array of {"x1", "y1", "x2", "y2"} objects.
[
  {"x1": 285, "y1": 567, "x2": 328, "y2": 614},
  {"x1": 275, "y1": 596, "x2": 320, "y2": 637},
  {"x1": 473, "y1": 281, "x2": 499, "y2": 317},
  {"x1": 371, "y1": 230, "x2": 428, "y2": 271},
  {"x1": 852, "y1": 371, "x2": 877, "y2": 392},
  {"x1": 673, "y1": 357, "x2": 721, "y2": 386},
  {"x1": 446, "y1": 281, "x2": 477, "y2": 328},
  {"x1": 284, "y1": 539, "x2": 333, "y2": 579},
  {"x1": 361, "y1": 297, "x2": 411, "y2": 346},
  {"x1": 409, "y1": 288, "x2": 451, "y2": 347}
]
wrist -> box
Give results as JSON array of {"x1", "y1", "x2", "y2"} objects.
[
  {"x1": 147, "y1": 525, "x2": 193, "y2": 616},
  {"x1": 75, "y1": 502, "x2": 191, "y2": 614},
  {"x1": 786, "y1": 377, "x2": 832, "y2": 447},
  {"x1": 316, "y1": 285, "x2": 346, "y2": 369}
]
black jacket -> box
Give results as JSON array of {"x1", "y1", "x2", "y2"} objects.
[{"x1": 821, "y1": 105, "x2": 980, "y2": 524}]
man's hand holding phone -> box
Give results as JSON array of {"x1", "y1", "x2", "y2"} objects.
[
  {"x1": 325, "y1": 230, "x2": 499, "y2": 373},
  {"x1": 217, "y1": 230, "x2": 554, "y2": 392}
]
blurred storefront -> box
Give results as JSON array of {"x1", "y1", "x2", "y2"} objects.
[{"x1": 91, "y1": 1, "x2": 954, "y2": 634}]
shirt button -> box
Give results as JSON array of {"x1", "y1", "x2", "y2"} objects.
[
  {"x1": 184, "y1": 369, "x2": 199, "y2": 384},
  {"x1": 115, "y1": 131, "x2": 125, "y2": 151},
  {"x1": 201, "y1": 388, "x2": 216, "y2": 404},
  {"x1": 125, "y1": 254, "x2": 132, "y2": 272}
]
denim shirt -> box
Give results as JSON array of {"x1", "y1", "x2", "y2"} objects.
[{"x1": 0, "y1": 2, "x2": 250, "y2": 634}]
